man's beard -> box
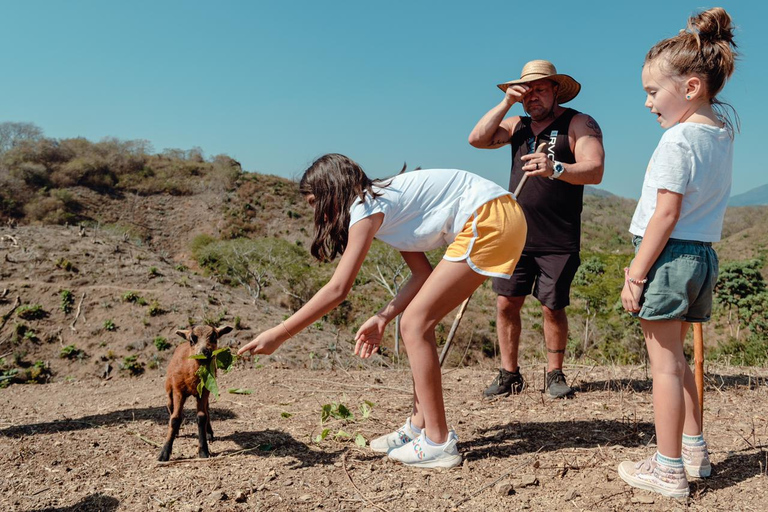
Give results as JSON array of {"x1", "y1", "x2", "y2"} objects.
[{"x1": 526, "y1": 103, "x2": 556, "y2": 122}]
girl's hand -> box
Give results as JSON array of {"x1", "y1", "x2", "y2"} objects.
[
  {"x1": 237, "y1": 326, "x2": 287, "y2": 356},
  {"x1": 621, "y1": 281, "x2": 643, "y2": 313},
  {"x1": 354, "y1": 314, "x2": 387, "y2": 359}
]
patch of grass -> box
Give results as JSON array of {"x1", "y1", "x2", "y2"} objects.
[
  {"x1": 147, "y1": 300, "x2": 165, "y2": 317},
  {"x1": 60, "y1": 345, "x2": 86, "y2": 360},
  {"x1": 121, "y1": 291, "x2": 147, "y2": 305},
  {"x1": 103, "y1": 319, "x2": 116, "y2": 332},
  {"x1": 120, "y1": 355, "x2": 144, "y2": 376},
  {"x1": 25, "y1": 361, "x2": 52, "y2": 384},
  {"x1": 153, "y1": 336, "x2": 171, "y2": 351},
  {"x1": 59, "y1": 289, "x2": 75, "y2": 314},
  {"x1": 16, "y1": 304, "x2": 47, "y2": 320},
  {"x1": 55, "y1": 257, "x2": 78, "y2": 273},
  {"x1": 203, "y1": 311, "x2": 227, "y2": 327}
]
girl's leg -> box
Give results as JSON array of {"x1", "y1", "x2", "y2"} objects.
[
  {"x1": 400, "y1": 259, "x2": 486, "y2": 444},
  {"x1": 641, "y1": 318, "x2": 686, "y2": 458},
  {"x1": 679, "y1": 322, "x2": 703, "y2": 436}
]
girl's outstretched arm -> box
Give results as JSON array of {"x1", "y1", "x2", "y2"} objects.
[
  {"x1": 622, "y1": 189, "x2": 682, "y2": 312},
  {"x1": 355, "y1": 251, "x2": 433, "y2": 358},
  {"x1": 238, "y1": 214, "x2": 383, "y2": 356}
]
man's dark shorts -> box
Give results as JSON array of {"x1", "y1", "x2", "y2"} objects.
[{"x1": 492, "y1": 252, "x2": 580, "y2": 310}]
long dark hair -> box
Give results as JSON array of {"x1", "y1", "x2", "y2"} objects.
[
  {"x1": 645, "y1": 7, "x2": 739, "y2": 133},
  {"x1": 299, "y1": 153, "x2": 385, "y2": 262}
]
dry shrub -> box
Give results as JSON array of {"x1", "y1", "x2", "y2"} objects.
[{"x1": 23, "y1": 189, "x2": 81, "y2": 224}]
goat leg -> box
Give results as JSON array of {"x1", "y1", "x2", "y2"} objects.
[
  {"x1": 196, "y1": 394, "x2": 211, "y2": 458},
  {"x1": 158, "y1": 391, "x2": 185, "y2": 461}
]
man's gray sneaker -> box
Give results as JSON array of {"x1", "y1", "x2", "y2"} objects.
[
  {"x1": 483, "y1": 367, "x2": 526, "y2": 398},
  {"x1": 545, "y1": 369, "x2": 574, "y2": 399}
]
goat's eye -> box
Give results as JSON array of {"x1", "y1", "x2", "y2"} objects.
[{"x1": 190, "y1": 334, "x2": 198, "y2": 344}]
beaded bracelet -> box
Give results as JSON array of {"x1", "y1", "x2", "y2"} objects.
[{"x1": 624, "y1": 267, "x2": 648, "y2": 285}]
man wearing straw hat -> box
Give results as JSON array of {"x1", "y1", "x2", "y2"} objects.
[{"x1": 469, "y1": 59, "x2": 605, "y2": 399}]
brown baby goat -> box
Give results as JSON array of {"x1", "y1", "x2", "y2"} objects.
[{"x1": 158, "y1": 324, "x2": 232, "y2": 461}]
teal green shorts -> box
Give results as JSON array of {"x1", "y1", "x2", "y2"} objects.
[{"x1": 632, "y1": 237, "x2": 719, "y2": 322}]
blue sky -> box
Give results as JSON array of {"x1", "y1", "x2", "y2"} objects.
[{"x1": 1, "y1": 1, "x2": 763, "y2": 198}]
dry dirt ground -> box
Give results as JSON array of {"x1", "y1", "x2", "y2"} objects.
[{"x1": 2, "y1": 364, "x2": 767, "y2": 512}]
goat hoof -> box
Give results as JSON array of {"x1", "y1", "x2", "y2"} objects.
[
  {"x1": 198, "y1": 451, "x2": 210, "y2": 459},
  {"x1": 158, "y1": 452, "x2": 170, "y2": 462}
]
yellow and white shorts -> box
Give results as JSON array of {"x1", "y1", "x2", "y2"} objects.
[{"x1": 444, "y1": 194, "x2": 527, "y2": 279}]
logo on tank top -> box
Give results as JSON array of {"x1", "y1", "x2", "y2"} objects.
[{"x1": 547, "y1": 130, "x2": 558, "y2": 162}]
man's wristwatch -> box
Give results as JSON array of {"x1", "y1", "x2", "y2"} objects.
[{"x1": 549, "y1": 161, "x2": 565, "y2": 180}]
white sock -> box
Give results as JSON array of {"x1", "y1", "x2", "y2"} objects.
[{"x1": 683, "y1": 433, "x2": 705, "y2": 446}]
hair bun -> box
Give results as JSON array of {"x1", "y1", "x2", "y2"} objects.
[{"x1": 689, "y1": 7, "x2": 735, "y2": 44}]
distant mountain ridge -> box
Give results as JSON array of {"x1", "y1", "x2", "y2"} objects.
[
  {"x1": 730, "y1": 184, "x2": 768, "y2": 207},
  {"x1": 584, "y1": 186, "x2": 617, "y2": 198}
]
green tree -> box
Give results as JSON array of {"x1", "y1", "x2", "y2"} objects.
[{"x1": 715, "y1": 259, "x2": 767, "y2": 339}]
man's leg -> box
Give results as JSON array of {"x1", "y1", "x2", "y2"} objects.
[
  {"x1": 485, "y1": 255, "x2": 534, "y2": 398},
  {"x1": 542, "y1": 305, "x2": 568, "y2": 372},
  {"x1": 534, "y1": 253, "x2": 580, "y2": 398},
  {"x1": 498, "y1": 295, "x2": 526, "y2": 372},
  {"x1": 483, "y1": 295, "x2": 527, "y2": 397}
]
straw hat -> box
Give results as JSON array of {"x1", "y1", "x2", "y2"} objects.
[{"x1": 497, "y1": 60, "x2": 581, "y2": 104}]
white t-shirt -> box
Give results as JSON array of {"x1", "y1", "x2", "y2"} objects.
[
  {"x1": 629, "y1": 123, "x2": 733, "y2": 242},
  {"x1": 348, "y1": 169, "x2": 511, "y2": 252}
]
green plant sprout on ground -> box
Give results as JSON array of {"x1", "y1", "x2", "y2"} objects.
[
  {"x1": 59, "y1": 290, "x2": 74, "y2": 314},
  {"x1": 16, "y1": 304, "x2": 46, "y2": 320},
  {"x1": 314, "y1": 399, "x2": 374, "y2": 447},
  {"x1": 103, "y1": 319, "x2": 116, "y2": 331},
  {"x1": 60, "y1": 345, "x2": 85, "y2": 360},
  {"x1": 121, "y1": 291, "x2": 147, "y2": 305},
  {"x1": 120, "y1": 355, "x2": 144, "y2": 376},
  {"x1": 153, "y1": 336, "x2": 171, "y2": 351},
  {"x1": 147, "y1": 300, "x2": 165, "y2": 317},
  {"x1": 189, "y1": 347, "x2": 235, "y2": 400}
]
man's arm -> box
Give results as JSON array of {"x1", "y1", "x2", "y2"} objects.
[
  {"x1": 523, "y1": 113, "x2": 605, "y2": 184},
  {"x1": 468, "y1": 85, "x2": 528, "y2": 149},
  {"x1": 559, "y1": 114, "x2": 605, "y2": 185}
]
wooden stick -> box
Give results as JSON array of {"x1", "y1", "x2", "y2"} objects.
[
  {"x1": 439, "y1": 295, "x2": 471, "y2": 367},
  {"x1": 439, "y1": 143, "x2": 546, "y2": 368},
  {"x1": 127, "y1": 430, "x2": 162, "y2": 448},
  {"x1": 70, "y1": 292, "x2": 86, "y2": 332},
  {"x1": 0, "y1": 296, "x2": 21, "y2": 335},
  {"x1": 342, "y1": 450, "x2": 390, "y2": 512},
  {"x1": 694, "y1": 323, "x2": 705, "y2": 428}
]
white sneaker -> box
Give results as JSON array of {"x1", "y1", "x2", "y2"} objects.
[
  {"x1": 618, "y1": 454, "x2": 689, "y2": 499},
  {"x1": 387, "y1": 430, "x2": 462, "y2": 468},
  {"x1": 370, "y1": 418, "x2": 418, "y2": 453}
]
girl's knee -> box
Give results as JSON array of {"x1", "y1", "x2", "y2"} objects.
[
  {"x1": 650, "y1": 357, "x2": 687, "y2": 378},
  {"x1": 400, "y1": 312, "x2": 432, "y2": 343}
]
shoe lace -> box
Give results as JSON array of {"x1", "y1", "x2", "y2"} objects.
[
  {"x1": 636, "y1": 456, "x2": 654, "y2": 472},
  {"x1": 547, "y1": 370, "x2": 565, "y2": 386}
]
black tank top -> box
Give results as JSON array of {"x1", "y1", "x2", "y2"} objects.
[{"x1": 508, "y1": 108, "x2": 583, "y2": 252}]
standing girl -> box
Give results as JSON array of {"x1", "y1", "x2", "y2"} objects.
[
  {"x1": 618, "y1": 7, "x2": 737, "y2": 499},
  {"x1": 238, "y1": 153, "x2": 526, "y2": 468}
]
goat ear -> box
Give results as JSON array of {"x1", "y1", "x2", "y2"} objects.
[
  {"x1": 175, "y1": 329, "x2": 190, "y2": 340},
  {"x1": 216, "y1": 325, "x2": 233, "y2": 337}
]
